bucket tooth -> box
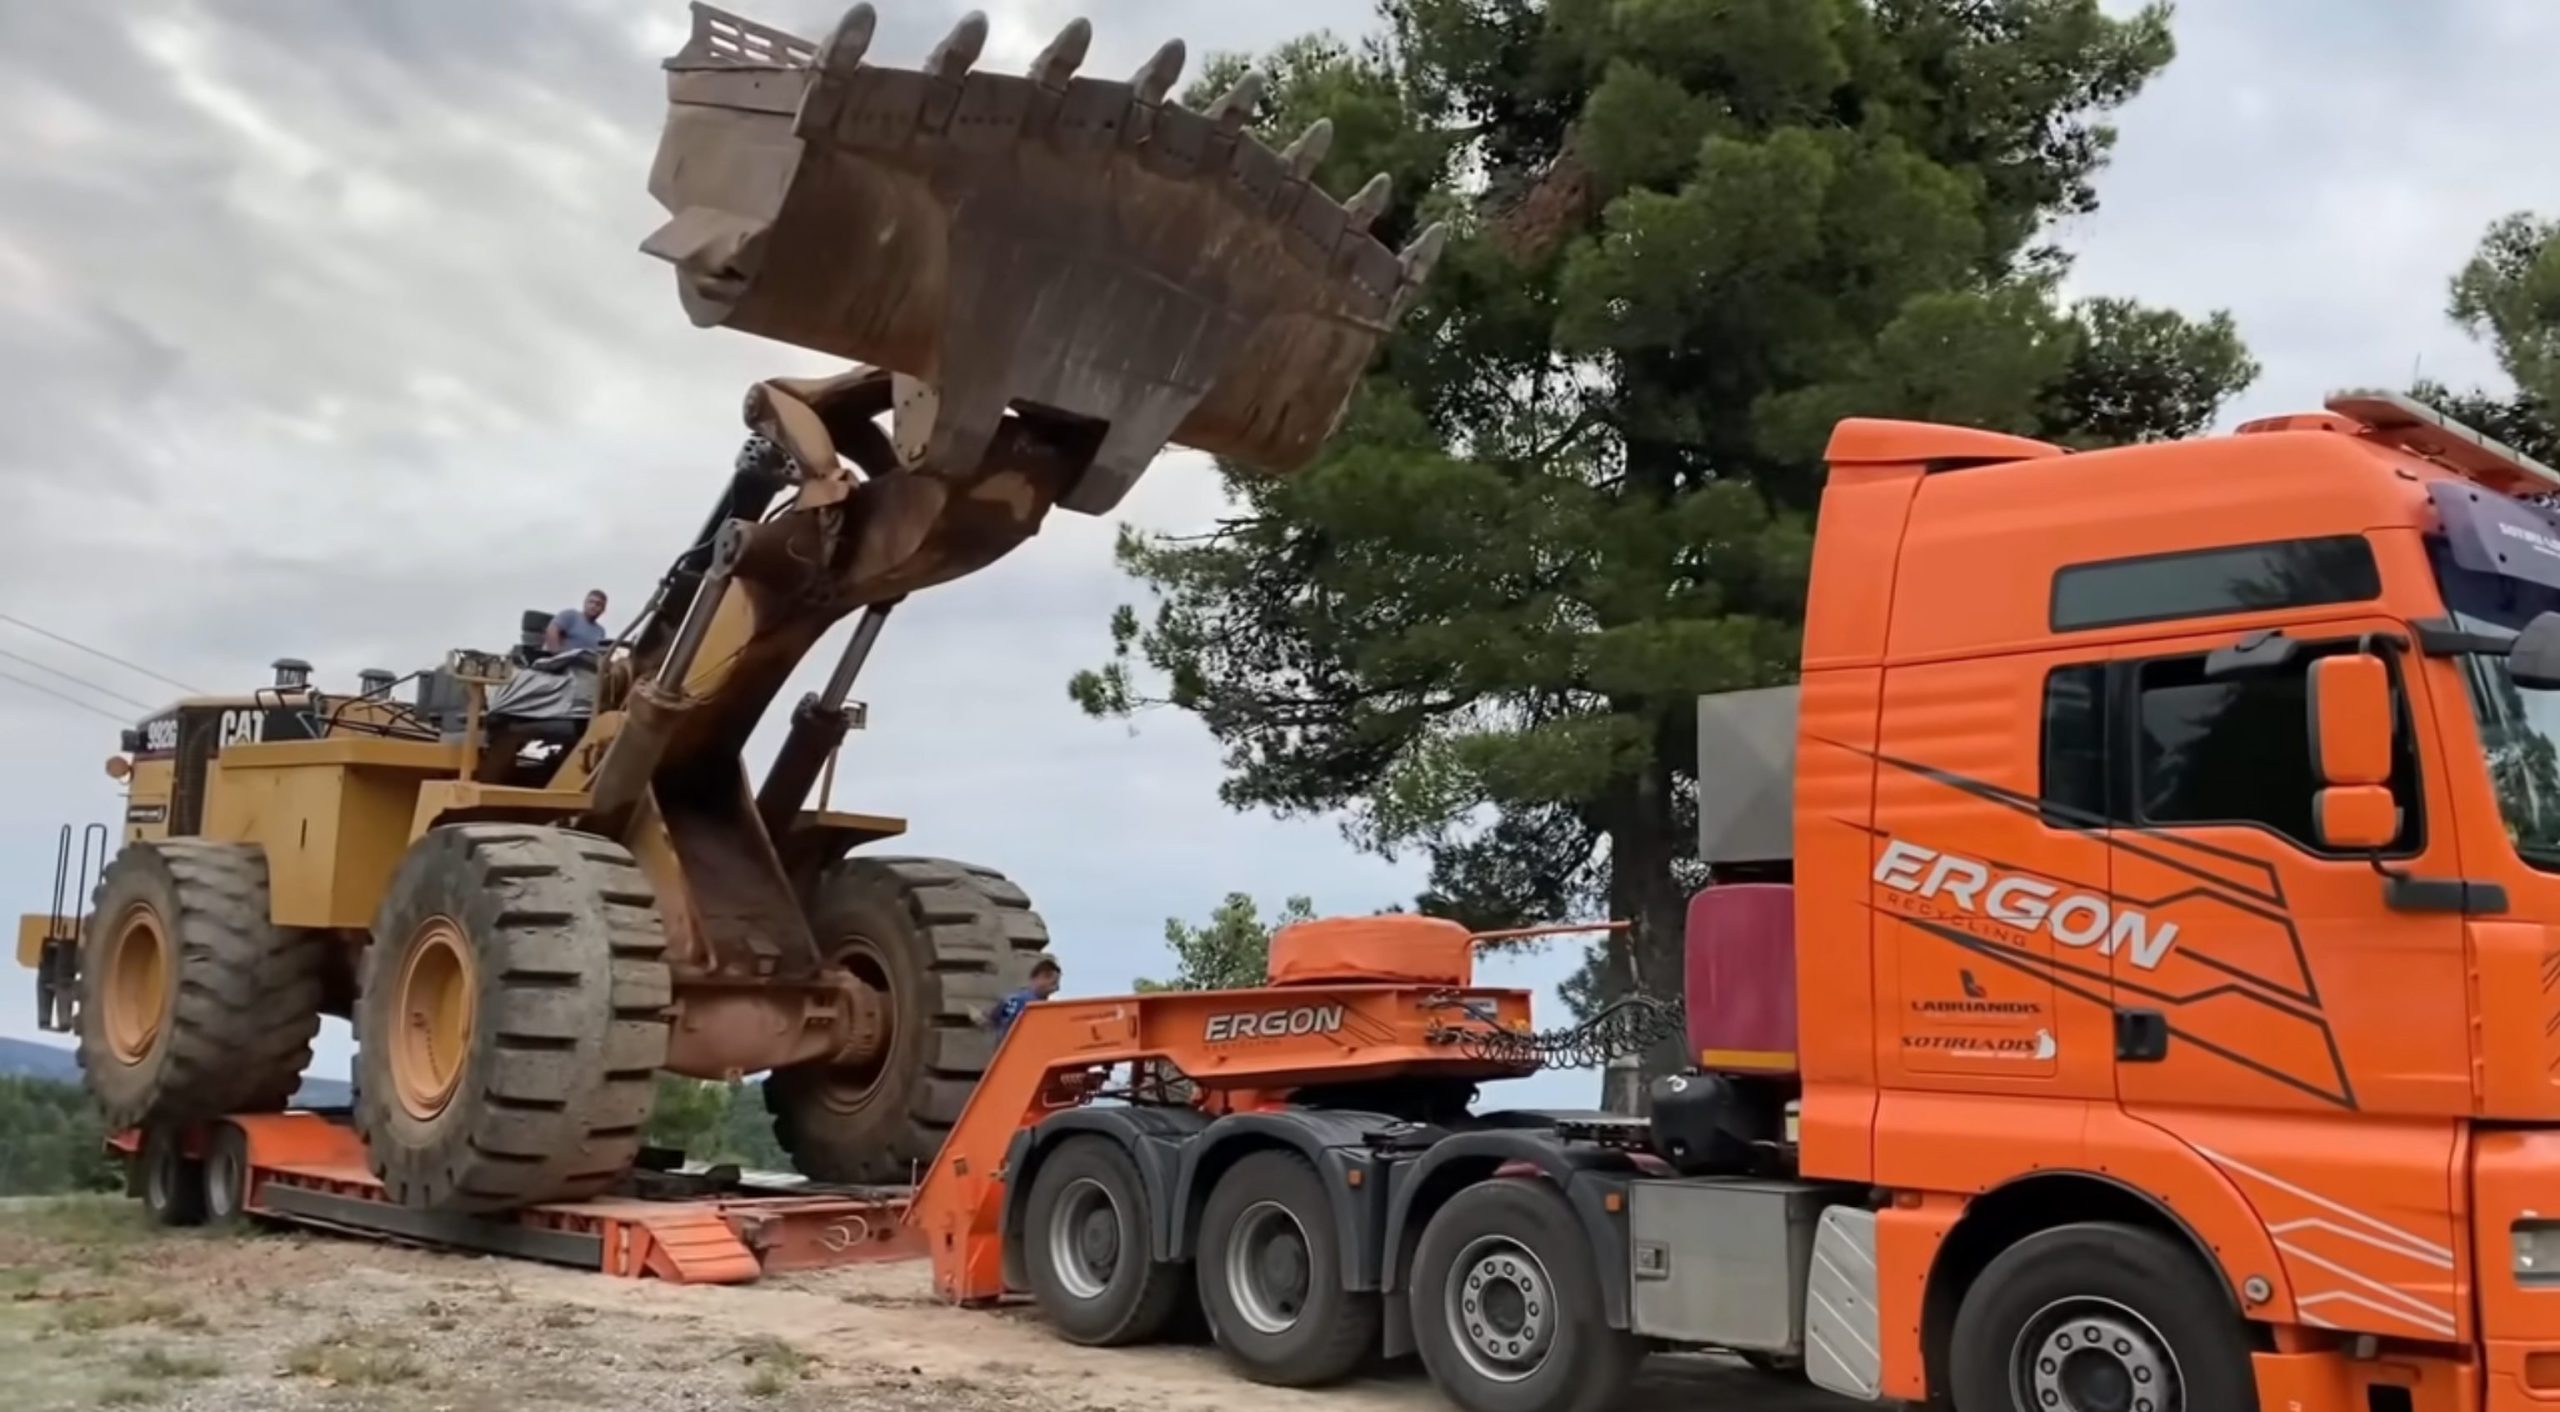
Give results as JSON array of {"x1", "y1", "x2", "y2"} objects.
[
  {"x1": 927, "y1": 11, "x2": 988, "y2": 79},
  {"x1": 1343, "y1": 173, "x2": 1393, "y2": 232},
  {"x1": 1205, "y1": 71, "x2": 1263, "y2": 132},
  {"x1": 815, "y1": 3, "x2": 876, "y2": 71},
  {"x1": 1132, "y1": 38, "x2": 1186, "y2": 105},
  {"x1": 1281, "y1": 119, "x2": 1334, "y2": 179},
  {"x1": 1394, "y1": 222, "x2": 1449, "y2": 316},
  {"x1": 646, "y1": 5, "x2": 1441, "y2": 512},
  {"x1": 1029, "y1": 18, "x2": 1091, "y2": 90}
]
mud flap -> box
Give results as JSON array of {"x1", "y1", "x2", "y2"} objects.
[{"x1": 644, "y1": 3, "x2": 1446, "y2": 511}]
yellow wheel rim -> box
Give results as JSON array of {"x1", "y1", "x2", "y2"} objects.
[
  {"x1": 102, "y1": 903, "x2": 170, "y2": 1064},
  {"x1": 391, "y1": 917, "x2": 476, "y2": 1121}
]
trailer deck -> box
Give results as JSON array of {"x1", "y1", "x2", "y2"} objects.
[{"x1": 124, "y1": 1111, "x2": 922, "y2": 1285}]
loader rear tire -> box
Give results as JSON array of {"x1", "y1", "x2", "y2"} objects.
[
  {"x1": 766, "y1": 856, "x2": 1050, "y2": 1185},
  {"x1": 353, "y1": 824, "x2": 671, "y2": 1213},
  {"x1": 76, "y1": 841, "x2": 326, "y2": 1131}
]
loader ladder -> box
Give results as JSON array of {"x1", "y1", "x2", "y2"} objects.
[{"x1": 34, "y1": 821, "x2": 106, "y2": 1032}]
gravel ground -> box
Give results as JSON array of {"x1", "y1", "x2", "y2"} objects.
[{"x1": 0, "y1": 1197, "x2": 1860, "y2": 1412}]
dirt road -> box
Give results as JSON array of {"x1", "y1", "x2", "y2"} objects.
[{"x1": 0, "y1": 1197, "x2": 1858, "y2": 1412}]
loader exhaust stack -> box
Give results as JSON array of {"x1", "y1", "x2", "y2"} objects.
[{"x1": 644, "y1": 2, "x2": 1443, "y2": 513}]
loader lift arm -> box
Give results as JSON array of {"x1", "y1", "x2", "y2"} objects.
[{"x1": 543, "y1": 4, "x2": 1446, "y2": 1004}]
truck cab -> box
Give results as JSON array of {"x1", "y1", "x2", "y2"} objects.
[
  {"x1": 1692, "y1": 388, "x2": 2560, "y2": 1409},
  {"x1": 942, "y1": 391, "x2": 2560, "y2": 1412}
]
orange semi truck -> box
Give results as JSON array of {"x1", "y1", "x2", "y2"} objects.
[{"x1": 908, "y1": 390, "x2": 2560, "y2": 1412}]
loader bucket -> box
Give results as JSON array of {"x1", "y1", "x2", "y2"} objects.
[{"x1": 645, "y1": 4, "x2": 1444, "y2": 515}]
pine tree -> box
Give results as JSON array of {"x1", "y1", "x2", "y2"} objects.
[{"x1": 1073, "y1": 1, "x2": 2257, "y2": 1079}]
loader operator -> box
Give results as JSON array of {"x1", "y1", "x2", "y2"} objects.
[{"x1": 542, "y1": 590, "x2": 610, "y2": 654}]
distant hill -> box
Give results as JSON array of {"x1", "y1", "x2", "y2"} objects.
[{"x1": 0, "y1": 1036, "x2": 352, "y2": 1107}]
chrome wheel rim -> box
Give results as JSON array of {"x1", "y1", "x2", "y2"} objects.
[
  {"x1": 1444, "y1": 1235, "x2": 1556, "y2": 1383},
  {"x1": 1046, "y1": 1177, "x2": 1121, "y2": 1300},
  {"x1": 1225, "y1": 1200, "x2": 1313, "y2": 1335},
  {"x1": 2012, "y1": 1296, "x2": 2182, "y2": 1412}
]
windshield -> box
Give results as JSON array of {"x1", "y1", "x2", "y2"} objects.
[{"x1": 2429, "y1": 526, "x2": 2560, "y2": 865}]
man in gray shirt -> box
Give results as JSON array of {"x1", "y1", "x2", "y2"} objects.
[{"x1": 543, "y1": 589, "x2": 611, "y2": 654}]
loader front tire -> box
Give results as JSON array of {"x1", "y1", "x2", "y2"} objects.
[
  {"x1": 77, "y1": 841, "x2": 326, "y2": 1131},
  {"x1": 766, "y1": 856, "x2": 1050, "y2": 1185},
  {"x1": 353, "y1": 824, "x2": 670, "y2": 1213}
]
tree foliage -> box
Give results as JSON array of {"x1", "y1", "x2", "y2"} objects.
[
  {"x1": 2416, "y1": 211, "x2": 2560, "y2": 463},
  {"x1": 1073, "y1": 0, "x2": 2258, "y2": 1071},
  {"x1": 642, "y1": 1077, "x2": 792, "y2": 1171},
  {"x1": 0, "y1": 1077, "x2": 121, "y2": 1196},
  {"x1": 1136, "y1": 893, "x2": 1318, "y2": 993}
]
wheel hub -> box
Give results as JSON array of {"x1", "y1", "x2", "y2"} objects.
[
  {"x1": 1226, "y1": 1201, "x2": 1312, "y2": 1334},
  {"x1": 803, "y1": 936, "x2": 894, "y2": 1108},
  {"x1": 1047, "y1": 1178, "x2": 1121, "y2": 1300},
  {"x1": 102, "y1": 904, "x2": 171, "y2": 1064},
  {"x1": 1446, "y1": 1236, "x2": 1556, "y2": 1383},
  {"x1": 2018, "y1": 1299, "x2": 2181, "y2": 1412},
  {"x1": 390, "y1": 917, "x2": 476, "y2": 1121}
]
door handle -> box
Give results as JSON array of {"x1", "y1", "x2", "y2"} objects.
[{"x1": 2115, "y1": 1008, "x2": 2169, "y2": 1063}]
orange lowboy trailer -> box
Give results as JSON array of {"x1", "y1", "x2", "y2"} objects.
[{"x1": 909, "y1": 392, "x2": 2560, "y2": 1412}]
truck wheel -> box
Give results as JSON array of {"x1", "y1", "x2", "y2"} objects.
[
  {"x1": 1949, "y1": 1222, "x2": 2258, "y2": 1412},
  {"x1": 201, "y1": 1122, "x2": 251, "y2": 1229},
  {"x1": 1197, "y1": 1149, "x2": 1378, "y2": 1386},
  {"x1": 1410, "y1": 1179, "x2": 1641, "y2": 1412},
  {"x1": 353, "y1": 825, "x2": 670, "y2": 1212},
  {"x1": 766, "y1": 856, "x2": 1050, "y2": 1185},
  {"x1": 1022, "y1": 1135, "x2": 1184, "y2": 1345},
  {"x1": 137, "y1": 1125, "x2": 207, "y2": 1228},
  {"x1": 77, "y1": 841, "x2": 326, "y2": 1130}
]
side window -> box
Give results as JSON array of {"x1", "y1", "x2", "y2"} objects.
[
  {"x1": 2050, "y1": 535, "x2": 2382, "y2": 633},
  {"x1": 2039, "y1": 664, "x2": 2109, "y2": 829},
  {"x1": 2131, "y1": 649, "x2": 2422, "y2": 853}
]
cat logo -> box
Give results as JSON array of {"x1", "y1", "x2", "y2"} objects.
[{"x1": 216, "y1": 709, "x2": 266, "y2": 749}]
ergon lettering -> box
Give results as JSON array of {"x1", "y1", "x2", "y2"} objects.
[
  {"x1": 1872, "y1": 839, "x2": 2180, "y2": 970},
  {"x1": 1203, "y1": 1004, "x2": 1346, "y2": 1044}
]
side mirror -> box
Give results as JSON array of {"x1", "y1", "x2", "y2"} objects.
[
  {"x1": 2309, "y1": 654, "x2": 2398, "y2": 850},
  {"x1": 2512, "y1": 611, "x2": 2560, "y2": 691}
]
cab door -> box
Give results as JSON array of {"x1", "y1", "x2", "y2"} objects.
[
  {"x1": 1869, "y1": 647, "x2": 2114, "y2": 1102},
  {"x1": 2099, "y1": 616, "x2": 2471, "y2": 1120}
]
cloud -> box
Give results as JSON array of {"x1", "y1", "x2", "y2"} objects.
[{"x1": 2067, "y1": 0, "x2": 2560, "y2": 419}]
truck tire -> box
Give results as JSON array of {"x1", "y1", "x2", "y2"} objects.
[
  {"x1": 1948, "y1": 1222, "x2": 2257, "y2": 1412},
  {"x1": 201, "y1": 1122, "x2": 251, "y2": 1229},
  {"x1": 137, "y1": 1124, "x2": 207, "y2": 1228},
  {"x1": 353, "y1": 825, "x2": 670, "y2": 1212},
  {"x1": 77, "y1": 841, "x2": 325, "y2": 1131},
  {"x1": 1022, "y1": 1135, "x2": 1185, "y2": 1345},
  {"x1": 766, "y1": 856, "x2": 1049, "y2": 1185},
  {"x1": 1197, "y1": 1149, "x2": 1378, "y2": 1387},
  {"x1": 1410, "y1": 1178, "x2": 1642, "y2": 1412}
]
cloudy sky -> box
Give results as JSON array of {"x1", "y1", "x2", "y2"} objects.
[{"x1": 0, "y1": 0, "x2": 2553, "y2": 1112}]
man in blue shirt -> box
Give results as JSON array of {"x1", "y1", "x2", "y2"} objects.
[
  {"x1": 987, "y1": 954, "x2": 1061, "y2": 1040},
  {"x1": 544, "y1": 590, "x2": 611, "y2": 654}
]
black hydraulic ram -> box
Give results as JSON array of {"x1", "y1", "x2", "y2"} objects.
[{"x1": 755, "y1": 599, "x2": 896, "y2": 840}]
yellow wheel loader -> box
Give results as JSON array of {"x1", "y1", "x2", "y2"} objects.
[{"x1": 16, "y1": 2, "x2": 1442, "y2": 1212}]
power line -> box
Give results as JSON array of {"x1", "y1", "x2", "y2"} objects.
[
  {"x1": 0, "y1": 644, "x2": 156, "y2": 712},
  {"x1": 0, "y1": 666, "x2": 132, "y2": 725},
  {"x1": 0, "y1": 612, "x2": 200, "y2": 693}
]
